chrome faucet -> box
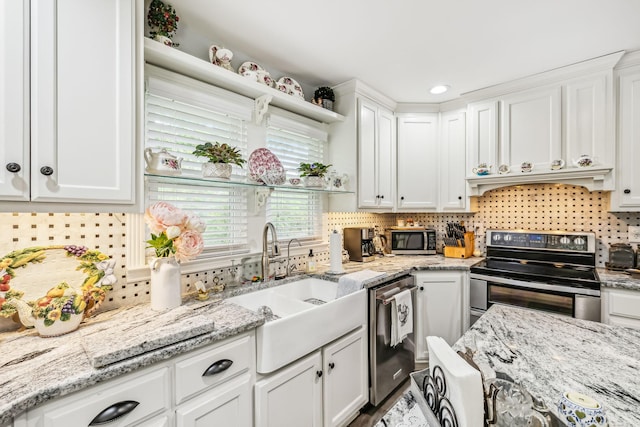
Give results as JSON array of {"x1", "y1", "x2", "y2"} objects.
[
  {"x1": 262, "y1": 222, "x2": 280, "y2": 282},
  {"x1": 286, "y1": 238, "x2": 302, "y2": 277}
]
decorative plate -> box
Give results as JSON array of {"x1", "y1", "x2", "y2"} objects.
[
  {"x1": 248, "y1": 148, "x2": 285, "y2": 183},
  {"x1": 0, "y1": 245, "x2": 115, "y2": 319},
  {"x1": 238, "y1": 62, "x2": 274, "y2": 87},
  {"x1": 498, "y1": 164, "x2": 510, "y2": 175},
  {"x1": 276, "y1": 77, "x2": 305, "y2": 99}
]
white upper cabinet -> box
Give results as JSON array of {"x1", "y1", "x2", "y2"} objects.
[
  {"x1": 612, "y1": 63, "x2": 640, "y2": 210},
  {"x1": 499, "y1": 86, "x2": 562, "y2": 171},
  {"x1": 0, "y1": 0, "x2": 140, "y2": 211},
  {"x1": 0, "y1": 0, "x2": 29, "y2": 201},
  {"x1": 396, "y1": 114, "x2": 439, "y2": 211},
  {"x1": 29, "y1": 0, "x2": 138, "y2": 206},
  {"x1": 439, "y1": 111, "x2": 467, "y2": 210},
  {"x1": 467, "y1": 101, "x2": 498, "y2": 173},
  {"x1": 357, "y1": 98, "x2": 395, "y2": 210}
]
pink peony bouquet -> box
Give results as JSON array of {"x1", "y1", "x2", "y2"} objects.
[{"x1": 144, "y1": 202, "x2": 206, "y2": 262}]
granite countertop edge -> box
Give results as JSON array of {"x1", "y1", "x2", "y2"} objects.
[{"x1": 597, "y1": 268, "x2": 640, "y2": 291}]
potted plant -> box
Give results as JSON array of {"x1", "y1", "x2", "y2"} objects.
[
  {"x1": 299, "y1": 162, "x2": 332, "y2": 187},
  {"x1": 147, "y1": 0, "x2": 180, "y2": 47},
  {"x1": 313, "y1": 87, "x2": 335, "y2": 111},
  {"x1": 193, "y1": 142, "x2": 246, "y2": 179}
]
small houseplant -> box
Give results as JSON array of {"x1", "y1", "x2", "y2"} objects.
[
  {"x1": 147, "y1": 0, "x2": 180, "y2": 47},
  {"x1": 193, "y1": 142, "x2": 246, "y2": 179},
  {"x1": 299, "y1": 162, "x2": 332, "y2": 187},
  {"x1": 313, "y1": 87, "x2": 335, "y2": 111}
]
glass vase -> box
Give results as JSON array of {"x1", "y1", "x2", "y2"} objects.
[{"x1": 150, "y1": 257, "x2": 182, "y2": 311}]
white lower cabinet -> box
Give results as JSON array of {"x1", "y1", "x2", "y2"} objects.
[
  {"x1": 601, "y1": 287, "x2": 640, "y2": 330},
  {"x1": 413, "y1": 271, "x2": 469, "y2": 362},
  {"x1": 175, "y1": 374, "x2": 253, "y2": 427},
  {"x1": 26, "y1": 365, "x2": 171, "y2": 427},
  {"x1": 255, "y1": 326, "x2": 367, "y2": 427}
]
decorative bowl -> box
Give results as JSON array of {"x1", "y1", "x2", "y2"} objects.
[
  {"x1": 521, "y1": 161, "x2": 534, "y2": 173},
  {"x1": 551, "y1": 159, "x2": 565, "y2": 170},
  {"x1": 498, "y1": 164, "x2": 510, "y2": 175},
  {"x1": 260, "y1": 169, "x2": 285, "y2": 186},
  {"x1": 558, "y1": 391, "x2": 607, "y2": 427},
  {"x1": 288, "y1": 177, "x2": 301, "y2": 186}
]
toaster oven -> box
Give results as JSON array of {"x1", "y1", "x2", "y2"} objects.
[{"x1": 388, "y1": 228, "x2": 436, "y2": 255}]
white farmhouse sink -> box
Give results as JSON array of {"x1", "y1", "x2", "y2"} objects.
[{"x1": 227, "y1": 278, "x2": 367, "y2": 374}]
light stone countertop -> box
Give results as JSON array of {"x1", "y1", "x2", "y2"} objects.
[
  {"x1": 452, "y1": 304, "x2": 640, "y2": 426},
  {"x1": 0, "y1": 254, "x2": 472, "y2": 424},
  {"x1": 597, "y1": 267, "x2": 640, "y2": 291}
]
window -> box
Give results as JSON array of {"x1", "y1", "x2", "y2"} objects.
[
  {"x1": 266, "y1": 114, "x2": 328, "y2": 242},
  {"x1": 145, "y1": 70, "x2": 252, "y2": 256}
]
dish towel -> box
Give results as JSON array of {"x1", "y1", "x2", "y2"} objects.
[
  {"x1": 336, "y1": 269, "x2": 386, "y2": 298},
  {"x1": 390, "y1": 289, "x2": 413, "y2": 347},
  {"x1": 426, "y1": 336, "x2": 484, "y2": 427}
]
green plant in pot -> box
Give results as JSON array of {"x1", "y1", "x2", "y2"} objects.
[
  {"x1": 299, "y1": 162, "x2": 332, "y2": 187},
  {"x1": 193, "y1": 142, "x2": 245, "y2": 179},
  {"x1": 313, "y1": 87, "x2": 335, "y2": 111},
  {"x1": 147, "y1": 0, "x2": 180, "y2": 47}
]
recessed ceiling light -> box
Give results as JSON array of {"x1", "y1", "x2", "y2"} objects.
[{"x1": 430, "y1": 85, "x2": 450, "y2": 95}]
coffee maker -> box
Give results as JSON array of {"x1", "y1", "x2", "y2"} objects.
[{"x1": 344, "y1": 227, "x2": 376, "y2": 262}]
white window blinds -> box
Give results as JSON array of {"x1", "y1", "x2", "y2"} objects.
[
  {"x1": 266, "y1": 114, "x2": 328, "y2": 241},
  {"x1": 145, "y1": 71, "x2": 251, "y2": 256}
]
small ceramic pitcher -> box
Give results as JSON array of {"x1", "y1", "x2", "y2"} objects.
[{"x1": 472, "y1": 164, "x2": 492, "y2": 176}]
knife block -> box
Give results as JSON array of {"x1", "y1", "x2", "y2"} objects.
[{"x1": 443, "y1": 232, "x2": 475, "y2": 258}]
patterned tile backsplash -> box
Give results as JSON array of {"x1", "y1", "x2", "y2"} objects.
[{"x1": 1, "y1": 184, "x2": 639, "y2": 311}]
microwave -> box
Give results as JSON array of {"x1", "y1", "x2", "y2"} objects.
[{"x1": 388, "y1": 228, "x2": 436, "y2": 255}]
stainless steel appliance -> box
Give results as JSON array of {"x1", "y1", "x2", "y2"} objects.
[
  {"x1": 369, "y1": 275, "x2": 416, "y2": 406},
  {"x1": 388, "y1": 227, "x2": 436, "y2": 255},
  {"x1": 470, "y1": 229, "x2": 601, "y2": 325},
  {"x1": 344, "y1": 227, "x2": 376, "y2": 262}
]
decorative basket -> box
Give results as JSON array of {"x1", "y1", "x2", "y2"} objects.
[{"x1": 202, "y1": 162, "x2": 232, "y2": 179}]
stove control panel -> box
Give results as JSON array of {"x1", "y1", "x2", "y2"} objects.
[{"x1": 487, "y1": 230, "x2": 596, "y2": 253}]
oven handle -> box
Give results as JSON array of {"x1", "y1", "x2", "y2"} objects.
[
  {"x1": 469, "y1": 273, "x2": 600, "y2": 297},
  {"x1": 376, "y1": 285, "x2": 417, "y2": 305}
]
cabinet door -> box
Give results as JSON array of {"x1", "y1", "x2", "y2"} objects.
[
  {"x1": 30, "y1": 0, "x2": 136, "y2": 204},
  {"x1": 376, "y1": 108, "x2": 395, "y2": 209},
  {"x1": 255, "y1": 351, "x2": 323, "y2": 427},
  {"x1": 565, "y1": 74, "x2": 608, "y2": 166},
  {"x1": 322, "y1": 326, "x2": 368, "y2": 427},
  {"x1": 439, "y1": 111, "x2": 467, "y2": 210},
  {"x1": 396, "y1": 114, "x2": 438, "y2": 210},
  {"x1": 357, "y1": 98, "x2": 378, "y2": 208},
  {"x1": 414, "y1": 272, "x2": 464, "y2": 361},
  {"x1": 467, "y1": 101, "x2": 498, "y2": 173},
  {"x1": 500, "y1": 87, "x2": 561, "y2": 170},
  {"x1": 175, "y1": 374, "x2": 252, "y2": 427},
  {"x1": 615, "y1": 68, "x2": 640, "y2": 209},
  {"x1": 0, "y1": 0, "x2": 29, "y2": 201}
]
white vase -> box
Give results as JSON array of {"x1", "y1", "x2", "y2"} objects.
[
  {"x1": 202, "y1": 162, "x2": 232, "y2": 179},
  {"x1": 150, "y1": 257, "x2": 182, "y2": 311}
]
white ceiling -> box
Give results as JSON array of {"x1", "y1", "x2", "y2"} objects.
[{"x1": 172, "y1": 0, "x2": 640, "y2": 103}]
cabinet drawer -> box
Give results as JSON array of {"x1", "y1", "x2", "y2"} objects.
[
  {"x1": 609, "y1": 290, "x2": 640, "y2": 320},
  {"x1": 175, "y1": 334, "x2": 252, "y2": 405},
  {"x1": 36, "y1": 366, "x2": 170, "y2": 427}
]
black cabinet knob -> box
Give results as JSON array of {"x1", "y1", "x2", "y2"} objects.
[
  {"x1": 419, "y1": 286, "x2": 424, "y2": 291},
  {"x1": 458, "y1": 196, "x2": 462, "y2": 200},
  {"x1": 375, "y1": 195, "x2": 380, "y2": 199},
  {"x1": 380, "y1": 195, "x2": 384, "y2": 199},
  {"x1": 89, "y1": 401, "x2": 139, "y2": 425},
  {"x1": 624, "y1": 189, "x2": 631, "y2": 194},
  {"x1": 40, "y1": 166, "x2": 54, "y2": 176},
  {"x1": 400, "y1": 196, "x2": 404, "y2": 201},
  {"x1": 329, "y1": 362, "x2": 335, "y2": 370},
  {"x1": 316, "y1": 370, "x2": 323, "y2": 378},
  {"x1": 6, "y1": 163, "x2": 20, "y2": 173}
]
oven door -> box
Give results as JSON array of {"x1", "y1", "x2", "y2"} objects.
[{"x1": 488, "y1": 284, "x2": 574, "y2": 316}]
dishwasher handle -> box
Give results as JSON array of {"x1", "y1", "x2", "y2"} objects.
[{"x1": 376, "y1": 285, "x2": 417, "y2": 305}]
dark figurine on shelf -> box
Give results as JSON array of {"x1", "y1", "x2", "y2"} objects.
[{"x1": 313, "y1": 86, "x2": 335, "y2": 111}]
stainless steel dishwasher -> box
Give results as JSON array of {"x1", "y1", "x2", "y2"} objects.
[{"x1": 369, "y1": 275, "x2": 416, "y2": 406}]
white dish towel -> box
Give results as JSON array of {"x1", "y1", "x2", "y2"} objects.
[
  {"x1": 426, "y1": 336, "x2": 484, "y2": 427},
  {"x1": 336, "y1": 269, "x2": 386, "y2": 298},
  {"x1": 390, "y1": 289, "x2": 413, "y2": 347}
]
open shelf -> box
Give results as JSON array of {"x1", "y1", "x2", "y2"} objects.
[
  {"x1": 144, "y1": 38, "x2": 345, "y2": 124},
  {"x1": 145, "y1": 173, "x2": 354, "y2": 194}
]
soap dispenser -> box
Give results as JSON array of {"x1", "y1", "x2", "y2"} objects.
[{"x1": 307, "y1": 249, "x2": 317, "y2": 273}]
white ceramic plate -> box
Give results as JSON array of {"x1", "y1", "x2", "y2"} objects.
[
  {"x1": 275, "y1": 77, "x2": 305, "y2": 99},
  {"x1": 238, "y1": 62, "x2": 273, "y2": 87}
]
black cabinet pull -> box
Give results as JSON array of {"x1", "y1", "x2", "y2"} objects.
[
  {"x1": 328, "y1": 362, "x2": 335, "y2": 370},
  {"x1": 316, "y1": 370, "x2": 323, "y2": 378},
  {"x1": 202, "y1": 359, "x2": 233, "y2": 376},
  {"x1": 624, "y1": 189, "x2": 631, "y2": 194},
  {"x1": 6, "y1": 163, "x2": 20, "y2": 173},
  {"x1": 40, "y1": 166, "x2": 54, "y2": 176},
  {"x1": 89, "y1": 400, "x2": 139, "y2": 425}
]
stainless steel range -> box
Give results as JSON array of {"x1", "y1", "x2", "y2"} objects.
[{"x1": 470, "y1": 229, "x2": 601, "y2": 324}]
